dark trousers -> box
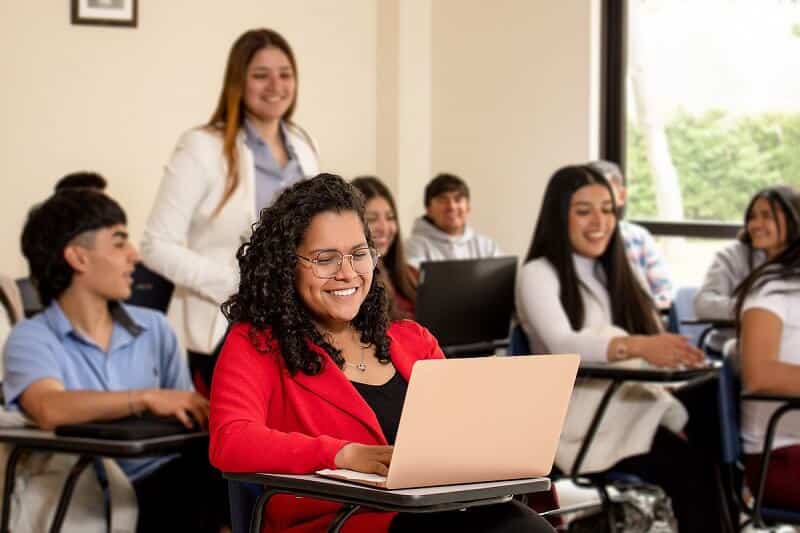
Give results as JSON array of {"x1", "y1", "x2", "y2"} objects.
[
  {"x1": 745, "y1": 444, "x2": 800, "y2": 510},
  {"x1": 132, "y1": 441, "x2": 229, "y2": 533},
  {"x1": 613, "y1": 378, "x2": 727, "y2": 533},
  {"x1": 389, "y1": 500, "x2": 555, "y2": 533}
]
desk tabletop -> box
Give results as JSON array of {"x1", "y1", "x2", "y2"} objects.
[
  {"x1": 0, "y1": 427, "x2": 207, "y2": 457},
  {"x1": 578, "y1": 361, "x2": 721, "y2": 382},
  {"x1": 225, "y1": 472, "x2": 550, "y2": 508},
  {"x1": 679, "y1": 319, "x2": 735, "y2": 328}
]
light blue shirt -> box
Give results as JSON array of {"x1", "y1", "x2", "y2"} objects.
[
  {"x1": 3, "y1": 302, "x2": 193, "y2": 480},
  {"x1": 243, "y1": 119, "x2": 305, "y2": 214}
]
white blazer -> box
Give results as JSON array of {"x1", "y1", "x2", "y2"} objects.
[
  {"x1": 141, "y1": 125, "x2": 319, "y2": 354},
  {"x1": 515, "y1": 256, "x2": 687, "y2": 473}
]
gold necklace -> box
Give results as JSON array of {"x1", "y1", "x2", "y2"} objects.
[{"x1": 322, "y1": 327, "x2": 368, "y2": 372}]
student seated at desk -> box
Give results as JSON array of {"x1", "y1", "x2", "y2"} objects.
[
  {"x1": 735, "y1": 236, "x2": 800, "y2": 509},
  {"x1": 3, "y1": 189, "x2": 228, "y2": 533},
  {"x1": 209, "y1": 174, "x2": 554, "y2": 533},
  {"x1": 695, "y1": 186, "x2": 800, "y2": 356},
  {"x1": 351, "y1": 176, "x2": 416, "y2": 320},
  {"x1": 515, "y1": 164, "x2": 724, "y2": 533},
  {"x1": 404, "y1": 173, "x2": 501, "y2": 269}
]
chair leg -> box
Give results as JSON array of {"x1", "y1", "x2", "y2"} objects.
[
  {"x1": 0, "y1": 446, "x2": 25, "y2": 533},
  {"x1": 49, "y1": 455, "x2": 93, "y2": 533},
  {"x1": 249, "y1": 489, "x2": 278, "y2": 533},
  {"x1": 328, "y1": 504, "x2": 360, "y2": 533}
]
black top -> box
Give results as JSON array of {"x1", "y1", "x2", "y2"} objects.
[{"x1": 351, "y1": 372, "x2": 408, "y2": 444}]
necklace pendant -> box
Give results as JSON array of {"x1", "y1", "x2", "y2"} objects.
[{"x1": 357, "y1": 362, "x2": 367, "y2": 371}]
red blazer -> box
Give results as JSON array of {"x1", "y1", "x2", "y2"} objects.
[{"x1": 209, "y1": 320, "x2": 444, "y2": 533}]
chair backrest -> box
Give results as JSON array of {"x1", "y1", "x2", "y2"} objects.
[
  {"x1": 508, "y1": 324, "x2": 532, "y2": 356},
  {"x1": 668, "y1": 286, "x2": 706, "y2": 347},
  {"x1": 15, "y1": 277, "x2": 43, "y2": 318},
  {"x1": 228, "y1": 480, "x2": 264, "y2": 533},
  {"x1": 717, "y1": 355, "x2": 742, "y2": 465},
  {"x1": 125, "y1": 263, "x2": 174, "y2": 313}
]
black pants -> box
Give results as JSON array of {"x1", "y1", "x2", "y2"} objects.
[
  {"x1": 132, "y1": 441, "x2": 229, "y2": 533},
  {"x1": 389, "y1": 500, "x2": 555, "y2": 533},
  {"x1": 613, "y1": 378, "x2": 727, "y2": 533}
]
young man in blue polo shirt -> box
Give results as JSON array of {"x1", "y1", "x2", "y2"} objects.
[{"x1": 3, "y1": 188, "x2": 227, "y2": 532}]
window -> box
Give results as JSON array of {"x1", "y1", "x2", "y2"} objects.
[{"x1": 603, "y1": 0, "x2": 800, "y2": 284}]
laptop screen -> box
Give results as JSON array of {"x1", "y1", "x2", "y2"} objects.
[{"x1": 414, "y1": 257, "x2": 517, "y2": 348}]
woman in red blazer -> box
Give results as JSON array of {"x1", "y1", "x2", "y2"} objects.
[{"x1": 209, "y1": 175, "x2": 554, "y2": 532}]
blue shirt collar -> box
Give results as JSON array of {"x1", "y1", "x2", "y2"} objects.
[
  {"x1": 243, "y1": 119, "x2": 298, "y2": 160},
  {"x1": 43, "y1": 301, "x2": 145, "y2": 343}
]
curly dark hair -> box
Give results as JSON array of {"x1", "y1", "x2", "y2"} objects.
[
  {"x1": 222, "y1": 173, "x2": 391, "y2": 375},
  {"x1": 21, "y1": 188, "x2": 127, "y2": 305}
]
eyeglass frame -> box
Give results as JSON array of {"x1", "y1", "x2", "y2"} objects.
[{"x1": 296, "y1": 246, "x2": 380, "y2": 279}]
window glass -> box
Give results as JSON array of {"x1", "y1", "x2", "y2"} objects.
[{"x1": 624, "y1": 0, "x2": 800, "y2": 224}]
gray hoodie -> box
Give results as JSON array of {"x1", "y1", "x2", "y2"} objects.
[
  {"x1": 404, "y1": 217, "x2": 502, "y2": 269},
  {"x1": 693, "y1": 240, "x2": 765, "y2": 351}
]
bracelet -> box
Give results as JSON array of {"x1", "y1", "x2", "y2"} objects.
[{"x1": 128, "y1": 390, "x2": 142, "y2": 417}]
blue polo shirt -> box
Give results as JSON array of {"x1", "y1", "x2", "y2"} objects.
[{"x1": 3, "y1": 301, "x2": 193, "y2": 480}]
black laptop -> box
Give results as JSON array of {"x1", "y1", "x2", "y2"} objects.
[
  {"x1": 414, "y1": 257, "x2": 517, "y2": 352},
  {"x1": 55, "y1": 415, "x2": 193, "y2": 440}
]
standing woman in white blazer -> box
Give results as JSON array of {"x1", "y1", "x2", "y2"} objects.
[
  {"x1": 515, "y1": 165, "x2": 724, "y2": 533},
  {"x1": 141, "y1": 28, "x2": 319, "y2": 395}
]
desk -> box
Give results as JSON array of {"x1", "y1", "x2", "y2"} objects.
[
  {"x1": 679, "y1": 319, "x2": 735, "y2": 349},
  {"x1": 225, "y1": 472, "x2": 550, "y2": 533},
  {"x1": 572, "y1": 362, "x2": 721, "y2": 477},
  {"x1": 0, "y1": 427, "x2": 207, "y2": 533},
  {"x1": 442, "y1": 339, "x2": 508, "y2": 358}
]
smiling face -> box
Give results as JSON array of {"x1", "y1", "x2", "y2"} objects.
[
  {"x1": 426, "y1": 191, "x2": 470, "y2": 236},
  {"x1": 67, "y1": 224, "x2": 139, "y2": 301},
  {"x1": 568, "y1": 184, "x2": 617, "y2": 258},
  {"x1": 295, "y1": 211, "x2": 374, "y2": 330},
  {"x1": 364, "y1": 196, "x2": 398, "y2": 257},
  {"x1": 747, "y1": 197, "x2": 788, "y2": 259},
  {"x1": 243, "y1": 46, "x2": 296, "y2": 124}
]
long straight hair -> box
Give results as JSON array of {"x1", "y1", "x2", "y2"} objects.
[
  {"x1": 207, "y1": 28, "x2": 298, "y2": 214},
  {"x1": 737, "y1": 185, "x2": 800, "y2": 270},
  {"x1": 525, "y1": 164, "x2": 660, "y2": 334},
  {"x1": 351, "y1": 176, "x2": 417, "y2": 313}
]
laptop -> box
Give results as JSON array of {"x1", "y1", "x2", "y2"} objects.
[
  {"x1": 414, "y1": 257, "x2": 517, "y2": 349},
  {"x1": 55, "y1": 415, "x2": 194, "y2": 440},
  {"x1": 317, "y1": 354, "x2": 579, "y2": 489}
]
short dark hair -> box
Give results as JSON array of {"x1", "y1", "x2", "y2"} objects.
[
  {"x1": 424, "y1": 173, "x2": 470, "y2": 207},
  {"x1": 54, "y1": 171, "x2": 108, "y2": 192},
  {"x1": 21, "y1": 189, "x2": 126, "y2": 305}
]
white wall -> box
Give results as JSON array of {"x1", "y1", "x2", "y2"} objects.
[
  {"x1": 0, "y1": 1, "x2": 598, "y2": 276},
  {"x1": 0, "y1": 1, "x2": 377, "y2": 276}
]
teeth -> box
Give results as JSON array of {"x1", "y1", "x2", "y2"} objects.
[
  {"x1": 266, "y1": 96, "x2": 282, "y2": 102},
  {"x1": 331, "y1": 288, "x2": 356, "y2": 297}
]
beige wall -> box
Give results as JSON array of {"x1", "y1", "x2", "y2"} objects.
[
  {"x1": 0, "y1": 1, "x2": 377, "y2": 276},
  {"x1": 0, "y1": 1, "x2": 598, "y2": 277},
  {"x1": 430, "y1": 0, "x2": 600, "y2": 259}
]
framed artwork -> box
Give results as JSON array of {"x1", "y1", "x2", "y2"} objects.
[{"x1": 71, "y1": 0, "x2": 138, "y2": 28}]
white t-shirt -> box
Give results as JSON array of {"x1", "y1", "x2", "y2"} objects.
[{"x1": 741, "y1": 278, "x2": 800, "y2": 454}]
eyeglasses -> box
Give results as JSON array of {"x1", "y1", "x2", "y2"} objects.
[{"x1": 296, "y1": 247, "x2": 380, "y2": 279}]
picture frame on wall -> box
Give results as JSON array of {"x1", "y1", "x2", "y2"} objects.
[{"x1": 71, "y1": 0, "x2": 138, "y2": 28}]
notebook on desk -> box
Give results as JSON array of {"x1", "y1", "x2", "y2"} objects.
[
  {"x1": 55, "y1": 415, "x2": 193, "y2": 440},
  {"x1": 316, "y1": 354, "x2": 579, "y2": 489}
]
